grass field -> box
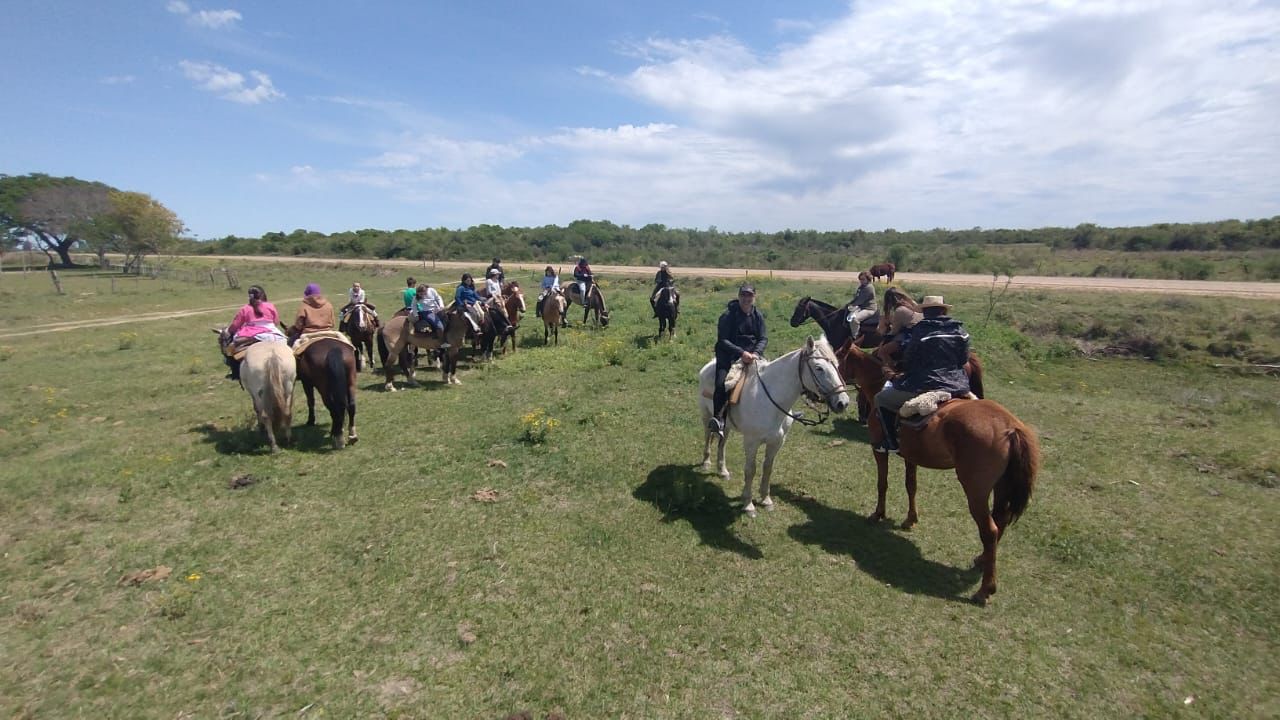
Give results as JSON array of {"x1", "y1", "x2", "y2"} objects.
[{"x1": 1, "y1": 261, "x2": 1277, "y2": 719}]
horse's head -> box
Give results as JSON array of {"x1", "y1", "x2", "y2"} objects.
[
  {"x1": 803, "y1": 336, "x2": 850, "y2": 414},
  {"x1": 789, "y1": 297, "x2": 812, "y2": 328},
  {"x1": 599, "y1": 309, "x2": 610, "y2": 327},
  {"x1": 213, "y1": 326, "x2": 231, "y2": 349}
]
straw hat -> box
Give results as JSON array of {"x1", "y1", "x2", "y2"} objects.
[{"x1": 919, "y1": 295, "x2": 952, "y2": 311}]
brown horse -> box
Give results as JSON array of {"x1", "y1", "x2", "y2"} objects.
[
  {"x1": 840, "y1": 346, "x2": 1038, "y2": 605},
  {"x1": 477, "y1": 300, "x2": 512, "y2": 361},
  {"x1": 377, "y1": 310, "x2": 469, "y2": 388},
  {"x1": 500, "y1": 281, "x2": 525, "y2": 353},
  {"x1": 564, "y1": 281, "x2": 610, "y2": 327},
  {"x1": 294, "y1": 336, "x2": 358, "y2": 449},
  {"x1": 869, "y1": 263, "x2": 896, "y2": 282},
  {"x1": 340, "y1": 303, "x2": 379, "y2": 372},
  {"x1": 541, "y1": 289, "x2": 566, "y2": 345}
]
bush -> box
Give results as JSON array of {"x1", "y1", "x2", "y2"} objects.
[{"x1": 519, "y1": 408, "x2": 560, "y2": 444}]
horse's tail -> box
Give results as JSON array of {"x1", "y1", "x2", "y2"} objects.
[
  {"x1": 266, "y1": 349, "x2": 291, "y2": 426},
  {"x1": 967, "y1": 352, "x2": 985, "y2": 399},
  {"x1": 996, "y1": 425, "x2": 1040, "y2": 525},
  {"x1": 325, "y1": 346, "x2": 351, "y2": 415},
  {"x1": 376, "y1": 324, "x2": 389, "y2": 365}
]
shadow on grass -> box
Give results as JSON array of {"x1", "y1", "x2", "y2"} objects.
[
  {"x1": 812, "y1": 416, "x2": 871, "y2": 443},
  {"x1": 189, "y1": 421, "x2": 335, "y2": 455},
  {"x1": 634, "y1": 464, "x2": 763, "y2": 560},
  {"x1": 774, "y1": 487, "x2": 980, "y2": 602}
]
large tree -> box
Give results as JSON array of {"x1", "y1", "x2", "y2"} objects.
[
  {"x1": 89, "y1": 191, "x2": 186, "y2": 273},
  {"x1": 0, "y1": 174, "x2": 115, "y2": 267}
]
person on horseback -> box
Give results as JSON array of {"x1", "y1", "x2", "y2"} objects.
[
  {"x1": 289, "y1": 283, "x2": 337, "y2": 344},
  {"x1": 846, "y1": 271, "x2": 877, "y2": 339},
  {"x1": 873, "y1": 295, "x2": 970, "y2": 454},
  {"x1": 453, "y1": 273, "x2": 484, "y2": 333},
  {"x1": 486, "y1": 257, "x2": 505, "y2": 284},
  {"x1": 401, "y1": 277, "x2": 418, "y2": 314},
  {"x1": 339, "y1": 281, "x2": 377, "y2": 330},
  {"x1": 410, "y1": 284, "x2": 448, "y2": 347},
  {"x1": 223, "y1": 285, "x2": 285, "y2": 380},
  {"x1": 573, "y1": 257, "x2": 593, "y2": 301},
  {"x1": 650, "y1": 260, "x2": 675, "y2": 318},
  {"x1": 536, "y1": 265, "x2": 560, "y2": 317},
  {"x1": 709, "y1": 284, "x2": 768, "y2": 437},
  {"x1": 483, "y1": 268, "x2": 504, "y2": 300}
]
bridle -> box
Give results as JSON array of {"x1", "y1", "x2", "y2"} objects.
[{"x1": 756, "y1": 345, "x2": 848, "y2": 427}]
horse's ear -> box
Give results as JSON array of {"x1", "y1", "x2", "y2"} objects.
[
  {"x1": 805, "y1": 336, "x2": 815, "y2": 350},
  {"x1": 211, "y1": 328, "x2": 223, "y2": 334}
]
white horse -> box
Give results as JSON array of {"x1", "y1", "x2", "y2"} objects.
[
  {"x1": 699, "y1": 335, "x2": 850, "y2": 515},
  {"x1": 240, "y1": 341, "x2": 296, "y2": 453}
]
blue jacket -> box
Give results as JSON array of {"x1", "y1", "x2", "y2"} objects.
[
  {"x1": 716, "y1": 300, "x2": 767, "y2": 365},
  {"x1": 455, "y1": 284, "x2": 480, "y2": 305},
  {"x1": 896, "y1": 316, "x2": 970, "y2": 394}
]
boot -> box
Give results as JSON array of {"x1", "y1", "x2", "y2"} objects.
[
  {"x1": 226, "y1": 357, "x2": 241, "y2": 381},
  {"x1": 875, "y1": 407, "x2": 899, "y2": 454}
]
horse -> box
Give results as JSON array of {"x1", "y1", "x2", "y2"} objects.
[
  {"x1": 698, "y1": 335, "x2": 851, "y2": 516},
  {"x1": 789, "y1": 296, "x2": 882, "y2": 350},
  {"x1": 541, "y1": 289, "x2": 566, "y2": 345},
  {"x1": 377, "y1": 309, "x2": 469, "y2": 388},
  {"x1": 294, "y1": 335, "x2": 358, "y2": 449},
  {"x1": 841, "y1": 347, "x2": 1039, "y2": 605},
  {"x1": 477, "y1": 300, "x2": 512, "y2": 361},
  {"x1": 655, "y1": 286, "x2": 680, "y2": 339},
  {"x1": 216, "y1": 330, "x2": 296, "y2": 453},
  {"x1": 500, "y1": 281, "x2": 525, "y2": 353},
  {"x1": 869, "y1": 262, "x2": 896, "y2": 282},
  {"x1": 564, "y1": 281, "x2": 610, "y2": 328},
  {"x1": 340, "y1": 303, "x2": 379, "y2": 372}
]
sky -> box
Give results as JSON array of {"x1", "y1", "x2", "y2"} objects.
[{"x1": 3, "y1": 0, "x2": 1278, "y2": 239}]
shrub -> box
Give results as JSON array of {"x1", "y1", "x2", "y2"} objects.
[
  {"x1": 519, "y1": 408, "x2": 560, "y2": 444},
  {"x1": 117, "y1": 332, "x2": 139, "y2": 350}
]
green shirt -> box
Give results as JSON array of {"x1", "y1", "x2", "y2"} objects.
[{"x1": 402, "y1": 287, "x2": 417, "y2": 308}]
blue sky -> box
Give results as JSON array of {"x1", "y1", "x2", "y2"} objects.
[{"x1": 3, "y1": 0, "x2": 1278, "y2": 239}]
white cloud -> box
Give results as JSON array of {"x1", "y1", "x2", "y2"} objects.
[
  {"x1": 193, "y1": 9, "x2": 242, "y2": 29},
  {"x1": 166, "y1": 1, "x2": 190, "y2": 14},
  {"x1": 179, "y1": 60, "x2": 282, "y2": 104}
]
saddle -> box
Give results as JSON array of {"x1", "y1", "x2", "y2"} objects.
[
  {"x1": 224, "y1": 334, "x2": 285, "y2": 361},
  {"x1": 292, "y1": 330, "x2": 353, "y2": 356}
]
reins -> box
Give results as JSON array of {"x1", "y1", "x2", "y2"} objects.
[{"x1": 753, "y1": 346, "x2": 847, "y2": 427}]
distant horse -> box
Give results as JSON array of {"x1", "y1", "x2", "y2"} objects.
[
  {"x1": 377, "y1": 309, "x2": 469, "y2": 388},
  {"x1": 216, "y1": 330, "x2": 295, "y2": 453},
  {"x1": 842, "y1": 347, "x2": 1039, "y2": 604},
  {"x1": 655, "y1": 286, "x2": 680, "y2": 339},
  {"x1": 294, "y1": 335, "x2": 358, "y2": 449},
  {"x1": 869, "y1": 263, "x2": 896, "y2": 282},
  {"x1": 500, "y1": 281, "x2": 526, "y2": 353},
  {"x1": 564, "y1": 282, "x2": 610, "y2": 328},
  {"x1": 341, "y1": 303, "x2": 379, "y2": 372},
  {"x1": 698, "y1": 335, "x2": 851, "y2": 515},
  {"x1": 541, "y1": 290, "x2": 566, "y2": 345}
]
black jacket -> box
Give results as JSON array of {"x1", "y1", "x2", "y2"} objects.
[
  {"x1": 716, "y1": 300, "x2": 767, "y2": 364},
  {"x1": 654, "y1": 269, "x2": 674, "y2": 290},
  {"x1": 897, "y1": 316, "x2": 970, "y2": 394}
]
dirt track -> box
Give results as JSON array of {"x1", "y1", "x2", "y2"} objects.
[{"x1": 4, "y1": 254, "x2": 1277, "y2": 339}]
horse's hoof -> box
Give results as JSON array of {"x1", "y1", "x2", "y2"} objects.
[
  {"x1": 900, "y1": 516, "x2": 917, "y2": 530},
  {"x1": 384, "y1": 384, "x2": 396, "y2": 392},
  {"x1": 971, "y1": 589, "x2": 993, "y2": 606},
  {"x1": 698, "y1": 461, "x2": 711, "y2": 472},
  {"x1": 743, "y1": 502, "x2": 757, "y2": 517},
  {"x1": 347, "y1": 434, "x2": 358, "y2": 445},
  {"x1": 718, "y1": 470, "x2": 731, "y2": 480},
  {"x1": 760, "y1": 496, "x2": 774, "y2": 509},
  {"x1": 305, "y1": 419, "x2": 316, "y2": 427}
]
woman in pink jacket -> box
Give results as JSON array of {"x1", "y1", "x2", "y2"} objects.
[{"x1": 224, "y1": 285, "x2": 285, "y2": 379}]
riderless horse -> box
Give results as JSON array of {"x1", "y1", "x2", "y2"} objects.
[
  {"x1": 698, "y1": 335, "x2": 851, "y2": 515},
  {"x1": 869, "y1": 262, "x2": 896, "y2": 282},
  {"x1": 842, "y1": 346, "x2": 1039, "y2": 605}
]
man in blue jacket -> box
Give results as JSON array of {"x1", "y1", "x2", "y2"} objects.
[
  {"x1": 873, "y1": 295, "x2": 971, "y2": 453},
  {"x1": 710, "y1": 284, "x2": 768, "y2": 437}
]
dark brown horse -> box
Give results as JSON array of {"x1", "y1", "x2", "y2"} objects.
[
  {"x1": 655, "y1": 286, "x2": 679, "y2": 339},
  {"x1": 840, "y1": 346, "x2": 1038, "y2": 604},
  {"x1": 477, "y1": 300, "x2": 512, "y2": 361},
  {"x1": 789, "y1": 296, "x2": 882, "y2": 350},
  {"x1": 294, "y1": 336, "x2": 358, "y2": 449},
  {"x1": 341, "y1": 303, "x2": 379, "y2": 372},
  {"x1": 869, "y1": 262, "x2": 896, "y2": 282}
]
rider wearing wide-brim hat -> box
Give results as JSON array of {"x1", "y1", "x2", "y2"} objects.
[{"x1": 709, "y1": 283, "x2": 768, "y2": 437}]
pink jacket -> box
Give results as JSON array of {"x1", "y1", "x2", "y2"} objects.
[{"x1": 228, "y1": 302, "x2": 282, "y2": 339}]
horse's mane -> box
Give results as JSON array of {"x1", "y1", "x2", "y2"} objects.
[{"x1": 807, "y1": 298, "x2": 838, "y2": 312}]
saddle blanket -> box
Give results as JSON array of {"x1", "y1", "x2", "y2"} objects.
[
  {"x1": 899, "y1": 390, "x2": 979, "y2": 425},
  {"x1": 292, "y1": 331, "x2": 354, "y2": 356}
]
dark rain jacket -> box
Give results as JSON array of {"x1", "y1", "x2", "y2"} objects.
[
  {"x1": 896, "y1": 316, "x2": 970, "y2": 394},
  {"x1": 715, "y1": 300, "x2": 767, "y2": 366}
]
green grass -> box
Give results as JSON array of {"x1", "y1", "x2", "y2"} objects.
[{"x1": 0, "y1": 262, "x2": 1277, "y2": 718}]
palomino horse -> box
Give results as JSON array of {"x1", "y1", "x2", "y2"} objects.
[
  {"x1": 541, "y1": 290, "x2": 566, "y2": 345},
  {"x1": 564, "y1": 282, "x2": 610, "y2": 327},
  {"x1": 869, "y1": 262, "x2": 896, "y2": 282},
  {"x1": 841, "y1": 347, "x2": 1039, "y2": 605},
  {"x1": 655, "y1": 286, "x2": 679, "y2": 340},
  {"x1": 216, "y1": 330, "x2": 296, "y2": 453},
  {"x1": 789, "y1": 296, "x2": 882, "y2": 350},
  {"x1": 341, "y1": 303, "x2": 379, "y2": 372},
  {"x1": 698, "y1": 335, "x2": 851, "y2": 515},
  {"x1": 377, "y1": 309, "x2": 469, "y2": 388},
  {"x1": 500, "y1": 281, "x2": 526, "y2": 353},
  {"x1": 294, "y1": 335, "x2": 358, "y2": 449}
]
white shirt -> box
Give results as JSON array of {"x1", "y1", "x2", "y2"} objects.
[
  {"x1": 485, "y1": 277, "x2": 503, "y2": 298},
  {"x1": 420, "y1": 287, "x2": 444, "y2": 312},
  {"x1": 348, "y1": 287, "x2": 366, "y2": 304}
]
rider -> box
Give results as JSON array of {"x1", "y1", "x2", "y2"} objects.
[
  {"x1": 289, "y1": 283, "x2": 337, "y2": 343},
  {"x1": 536, "y1": 265, "x2": 560, "y2": 318},
  {"x1": 410, "y1": 283, "x2": 448, "y2": 347},
  {"x1": 400, "y1": 276, "x2": 419, "y2": 315},
  {"x1": 873, "y1": 295, "x2": 971, "y2": 454},
  {"x1": 650, "y1": 260, "x2": 675, "y2": 317},
  {"x1": 875, "y1": 287, "x2": 923, "y2": 364},
  {"x1": 846, "y1": 271, "x2": 877, "y2": 338},
  {"x1": 223, "y1": 285, "x2": 285, "y2": 380},
  {"x1": 572, "y1": 257, "x2": 593, "y2": 301},
  {"x1": 483, "y1": 267, "x2": 504, "y2": 300},
  {"x1": 339, "y1": 281, "x2": 376, "y2": 329},
  {"x1": 453, "y1": 273, "x2": 484, "y2": 333},
  {"x1": 486, "y1": 257, "x2": 505, "y2": 284},
  {"x1": 709, "y1": 284, "x2": 768, "y2": 437}
]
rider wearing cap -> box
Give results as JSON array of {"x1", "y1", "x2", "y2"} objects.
[
  {"x1": 483, "y1": 268, "x2": 504, "y2": 300},
  {"x1": 709, "y1": 284, "x2": 768, "y2": 436},
  {"x1": 650, "y1": 260, "x2": 675, "y2": 317},
  {"x1": 486, "y1": 257, "x2": 505, "y2": 284}
]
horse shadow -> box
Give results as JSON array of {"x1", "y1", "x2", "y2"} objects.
[
  {"x1": 189, "y1": 421, "x2": 337, "y2": 455},
  {"x1": 633, "y1": 465, "x2": 763, "y2": 560},
  {"x1": 813, "y1": 416, "x2": 870, "y2": 443},
  {"x1": 773, "y1": 488, "x2": 980, "y2": 602}
]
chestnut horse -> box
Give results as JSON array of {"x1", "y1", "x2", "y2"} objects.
[
  {"x1": 500, "y1": 281, "x2": 525, "y2": 353},
  {"x1": 841, "y1": 346, "x2": 1039, "y2": 604},
  {"x1": 869, "y1": 262, "x2": 896, "y2": 282},
  {"x1": 294, "y1": 336, "x2": 358, "y2": 449}
]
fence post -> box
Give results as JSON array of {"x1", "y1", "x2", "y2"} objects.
[
  {"x1": 111, "y1": 277, "x2": 116, "y2": 293},
  {"x1": 49, "y1": 267, "x2": 64, "y2": 295}
]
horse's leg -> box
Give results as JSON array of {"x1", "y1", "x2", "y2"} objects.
[
  {"x1": 867, "y1": 405, "x2": 891, "y2": 522},
  {"x1": 757, "y1": 436, "x2": 786, "y2": 510},
  {"x1": 301, "y1": 376, "x2": 317, "y2": 426},
  {"x1": 962, "y1": 472, "x2": 1000, "y2": 605},
  {"x1": 346, "y1": 373, "x2": 358, "y2": 445},
  {"x1": 902, "y1": 462, "x2": 920, "y2": 529},
  {"x1": 382, "y1": 337, "x2": 399, "y2": 392},
  {"x1": 741, "y1": 437, "x2": 761, "y2": 515}
]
